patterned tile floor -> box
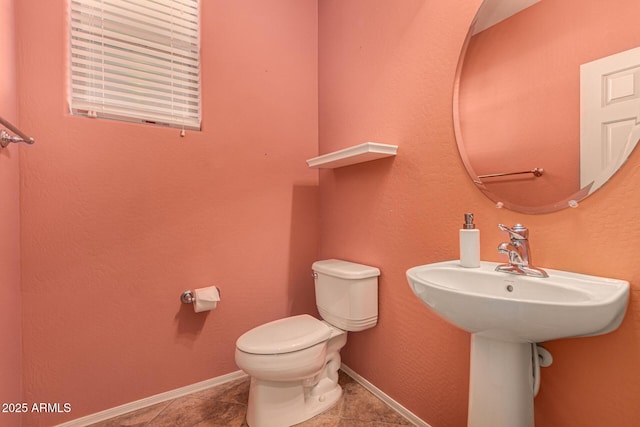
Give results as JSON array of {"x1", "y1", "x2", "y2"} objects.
[{"x1": 88, "y1": 370, "x2": 413, "y2": 427}]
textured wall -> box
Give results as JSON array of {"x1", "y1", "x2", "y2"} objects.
[
  {"x1": 319, "y1": 1, "x2": 640, "y2": 426},
  {"x1": 0, "y1": 0, "x2": 23, "y2": 426},
  {"x1": 16, "y1": 0, "x2": 318, "y2": 425}
]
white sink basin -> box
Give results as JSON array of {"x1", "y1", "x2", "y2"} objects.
[{"x1": 406, "y1": 260, "x2": 629, "y2": 343}]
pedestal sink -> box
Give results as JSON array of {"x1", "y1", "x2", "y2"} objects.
[{"x1": 406, "y1": 260, "x2": 629, "y2": 427}]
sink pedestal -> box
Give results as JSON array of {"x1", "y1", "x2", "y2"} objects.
[{"x1": 468, "y1": 335, "x2": 534, "y2": 427}]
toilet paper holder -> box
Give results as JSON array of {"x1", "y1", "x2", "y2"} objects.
[
  {"x1": 181, "y1": 290, "x2": 195, "y2": 304},
  {"x1": 180, "y1": 288, "x2": 221, "y2": 304}
]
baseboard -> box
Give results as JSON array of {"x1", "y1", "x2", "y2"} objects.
[
  {"x1": 340, "y1": 364, "x2": 431, "y2": 427},
  {"x1": 56, "y1": 365, "x2": 429, "y2": 427},
  {"x1": 55, "y1": 370, "x2": 248, "y2": 427}
]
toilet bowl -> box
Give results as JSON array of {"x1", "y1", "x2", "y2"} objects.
[
  {"x1": 236, "y1": 315, "x2": 347, "y2": 427},
  {"x1": 235, "y1": 259, "x2": 380, "y2": 427}
]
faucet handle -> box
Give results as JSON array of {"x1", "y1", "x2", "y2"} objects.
[{"x1": 498, "y1": 223, "x2": 528, "y2": 240}]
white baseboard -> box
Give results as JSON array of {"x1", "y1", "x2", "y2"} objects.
[
  {"x1": 340, "y1": 364, "x2": 431, "y2": 427},
  {"x1": 55, "y1": 370, "x2": 248, "y2": 427},
  {"x1": 57, "y1": 365, "x2": 430, "y2": 427}
]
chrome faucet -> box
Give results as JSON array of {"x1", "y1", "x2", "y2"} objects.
[{"x1": 496, "y1": 224, "x2": 548, "y2": 278}]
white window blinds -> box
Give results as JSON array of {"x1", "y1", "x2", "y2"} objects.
[{"x1": 69, "y1": 0, "x2": 201, "y2": 130}]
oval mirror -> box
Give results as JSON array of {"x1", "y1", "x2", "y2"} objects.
[{"x1": 454, "y1": 0, "x2": 640, "y2": 213}]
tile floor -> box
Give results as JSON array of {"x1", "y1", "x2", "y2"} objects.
[{"x1": 88, "y1": 370, "x2": 414, "y2": 427}]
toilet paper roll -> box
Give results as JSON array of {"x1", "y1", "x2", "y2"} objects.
[{"x1": 193, "y1": 286, "x2": 220, "y2": 313}]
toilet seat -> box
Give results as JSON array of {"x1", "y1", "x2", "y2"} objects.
[{"x1": 236, "y1": 314, "x2": 332, "y2": 355}]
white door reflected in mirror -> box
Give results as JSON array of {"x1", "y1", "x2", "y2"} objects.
[{"x1": 580, "y1": 46, "x2": 640, "y2": 193}]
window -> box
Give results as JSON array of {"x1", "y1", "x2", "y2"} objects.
[{"x1": 69, "y1": 0, "x2": 201, "y2": 130}]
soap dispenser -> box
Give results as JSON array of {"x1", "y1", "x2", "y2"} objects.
[{"x1": 460, "y1": 213, "x2": 480, "y2": 268}]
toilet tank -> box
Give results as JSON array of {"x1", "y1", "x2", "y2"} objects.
[{"x1": 312, "y1": 259, "x2": 380, "y2": 332}]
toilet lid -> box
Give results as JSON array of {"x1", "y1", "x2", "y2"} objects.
[{"x1": 236, "y1": 314, "x2": 332, "y2": 355}]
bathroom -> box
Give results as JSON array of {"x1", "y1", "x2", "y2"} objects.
[{"x1": 1, "y1": 0, "x2": 640, "y2": 426}]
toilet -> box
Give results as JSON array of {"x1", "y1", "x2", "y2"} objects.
[{"x1": 235, "y1": 259, "x2": 380, "y2": 427}]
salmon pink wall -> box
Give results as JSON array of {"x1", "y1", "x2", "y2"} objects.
[
  {"x1": 16, "y1": 0, "x2": 318, "y2": 425},
  {"x1": 0, "y1": 0, "x2": 23, "y2": 426},
  {"x1": 319, "y1": 0, "x2": 640, "y2": 426}
]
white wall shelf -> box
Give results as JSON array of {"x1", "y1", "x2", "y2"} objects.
[{"x1": 306, "y1": 142, "x2": 398, "y2": 169}]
